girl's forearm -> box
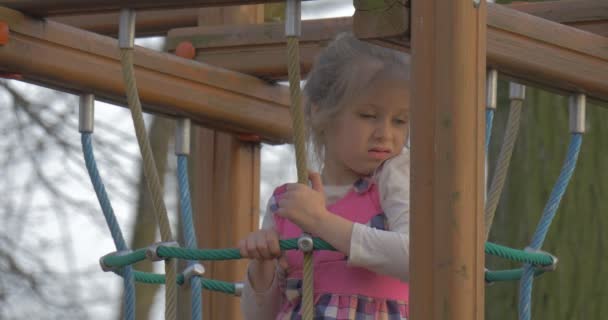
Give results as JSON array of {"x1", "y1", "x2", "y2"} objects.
[{"x1": 312, "y1": 211, "x2": 354, "y2": 256}]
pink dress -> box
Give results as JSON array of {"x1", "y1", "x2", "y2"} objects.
[{"x1": 271, "y1": 178, "x2": 409, "y2": 320}]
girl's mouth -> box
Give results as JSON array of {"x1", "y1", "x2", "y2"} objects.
[{"x1": 368, "y1": 148, "x2": 391, "y2": 160}]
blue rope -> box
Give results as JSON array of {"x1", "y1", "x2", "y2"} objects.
[
  {"x1": 486, "y1": 109, "x2": 495, "y2": 152},
  {"x1": 82, "y1": 133, "x2": 135, "y2": 320},
  {"x1": 518, "y1": 133, "x2": 582, "y2": 320},
  {"x1": 177, "y1": 155, "x2": 203, "y2": 320}
]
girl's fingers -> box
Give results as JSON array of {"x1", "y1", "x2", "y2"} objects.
[
  {"x1": 308, "y1": 171, "x2": 324, "y2": 194},
  {"x1": 256, "y1": 235, "x2": 272, "y2": 259},
  {"x1": 246, "y1": 238, "x2": 261, "y2": 260},
  {"x1": 238, "y1": 239, "x2": 248, "y2": 258},
  {"x1": 266, "y1": 232, "x2": 281, "y2": 257}
]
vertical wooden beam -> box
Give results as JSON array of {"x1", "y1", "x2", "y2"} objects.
[
  {"x1": 191, "y1": 128, "x2": 260, "y2": 320},
  {"x1": 410, "y1": 0, "x2": 486, "y2": 319},
  {"x1": 189, "y1": 6, "x2": 264, "y2": 320}
]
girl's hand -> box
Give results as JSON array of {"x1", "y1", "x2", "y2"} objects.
[
  {"x1": 276, "y1": 172, "x2": 328, "y2": 233},
  {"x1": 238, "y1": 229, "x2": 282, "y2": 260}
]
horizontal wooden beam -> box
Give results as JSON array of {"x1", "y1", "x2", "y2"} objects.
[
  {"x1": 168, "y1": 3, "x2": 608, "y2": 102},
  {"x1": 508, "y1": 0, "x2": 608, "y2": 24},
  {"x1": 507, "y1": 0, "x2": 608, "y2": 37},
  {"x1": 50, "y1": 9, "x2": 198, "y2": 37},
  {"x1": 45, "y1": 1, "x2": 606, "y2": 38},
  {"x1": 0, "y1": 0, "x2": 283, "y2": 17},
  {"x1": 167, "y1": 17, "x2": 351, "y2": 79},
  {"x1": 0, "y1": 7, "x2": 292, "y2": 143},
  {"x1": 487, "y1": 3, "x2": 608, "y2": 102}
]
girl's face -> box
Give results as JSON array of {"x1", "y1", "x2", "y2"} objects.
[{"x1": 322, "y1": 74, "x2": 409, "y2": 185}]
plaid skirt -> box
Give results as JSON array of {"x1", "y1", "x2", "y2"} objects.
[{"x1": 276, "y1": 279, "x2": 408, "y2": 320}]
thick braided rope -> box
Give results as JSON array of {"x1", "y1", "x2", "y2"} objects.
[
  {"x1": 519, "y1": 133, "x2": 582, "y2": 320},
  {"x1": 82, "y1": 133, "x2": 136, "y2": 320},
  {"x1": 113, "y1": 269, "x2": 236, "y2": 294},
  {"x1": 177, "y1": 155, "x2": 203, "y2": 319},
  {"x1": 119, "y1": 48, "x2": 177, "y2": 320},
  {"x1": 485, "y1": 99, "x2": 523, "y2": 239},
  {"x1": 286, "y1": 36, "x2": 313, "y2": 320}
]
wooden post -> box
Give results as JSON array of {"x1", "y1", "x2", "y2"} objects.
[
  {"x1": 189, "y1": 6, "x2": 264, "y2": 320},
  {"x1": 190, "y1": 129, "x2": 260, "y2": 320},
  {"x1": 410, "y1": 0, "x2": 486, "y2": 319}
]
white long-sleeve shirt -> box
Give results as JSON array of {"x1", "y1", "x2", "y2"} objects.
[{"x1": 240, "y1": 150, "x2": 410, "y2": 319}]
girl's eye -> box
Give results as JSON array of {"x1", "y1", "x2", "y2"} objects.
[
  {"x1": 359, "y1": 113, "x2": 376, "y2": 119},
  {"x1": 394, "y1": 118, "x2": 408, "y2": 125}
]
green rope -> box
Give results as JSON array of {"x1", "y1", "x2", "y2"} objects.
[
  {"x1": 101, "y1": 238, "x2": 554, "y2": 273},
  {"x1": 485, "y1": 242, "x2": 553, "y2": 266},
  {"x1": 114, "y1": 269, "x2": 237, "y2": 294},
  {"x1": 102, "y1": 238, "x2": 335, "y2": 269}
]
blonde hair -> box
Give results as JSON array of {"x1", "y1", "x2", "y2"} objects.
[{"x1": 303, "y1": 33, "x2": 410, "y2": 167}]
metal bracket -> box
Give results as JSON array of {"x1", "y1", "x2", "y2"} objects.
[
  {"x1": 297, "y1": 234, "x2": 314, "y2": 253},
  {"x1": 234, "y1": 282, "x2": 245, "y2": 297},
  {"x1": 79, "y1": 93, "x2": 95, "y2": 133},
  {"x1": 569, "y1": 93, "x2": 586, "y2": 134},
  {"x1": 175, "y1": 118, "x2": 191, "y2": 155},
  {"x1": 285, "y1": 0, "x2": 301, "y2": 37},
  {"x1": 145, "y1": 241, "x2": 180, "y2": 262},
  {"x1": 182, "y1": 263, "x2": 205, "y2": 286},
  {"x1": 99, "y1": 249, "x2": 132, "y2": 272},
  {"x1": 486, "y1": 69, "x2": 498, "y2": 110},
  {"x1": 119, "y1": 9, "x2": 136, "y2": 49}
]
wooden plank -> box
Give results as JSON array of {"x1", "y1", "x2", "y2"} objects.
[
  {"x1": 508, "y1": 0, "x2": 608, "y2": 24},
  {"x1": 46, "y1": 0, "x2": 606, "y2": 38},
  {"x1": 50, "y1": 9, "x2": 198, "y2": 37},
  {"x1": 506, "y1": 0, "x2": 608, "y2": 37},
  {"x1": 191, "y1": 128, "x2": 261, "y2": 320},
  {"x1": 566, "y1": 21, "x2": 608, "y2": 37},
  {"x1": 195, "y1": 129, "x2": 261, "y2": 320},
  {"x1": 352, "y1": 0, "x2": 410, "y2": 50},
  {"x1": 0, "y1": 0, "x2": 282, "y2": 17},
  {"x1": 166, "y1": 17, "x2": 351, "y2": 79},
  {"x1": 0, "y1": 7, "x2": 292, "y2": 143},
  {"x1": 487, "y1": 3, "x2": 608, "y2": 102},
  {"x1": 410, "y1": 0, "x2": 485, "y2": 318},
  {"x1": 163, "y1": 3, "x2": 608, "y2": 102}
]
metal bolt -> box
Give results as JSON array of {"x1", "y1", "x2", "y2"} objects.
[{"x1": 297, "y1": 234, "x2": 314, "y2": 253}]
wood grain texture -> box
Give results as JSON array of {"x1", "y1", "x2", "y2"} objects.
[
  {"x1": 410, "y1": 0, "x2": 486, "y2": 318},
  {"x1": 0, "y1": 0, "x2": 281, "y2": 17},
  {"x1": 0, "y1": 7, "x2": 292, "y2": 143}
]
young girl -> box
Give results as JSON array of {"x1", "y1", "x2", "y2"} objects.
[{"x1": 239, "y1": 33, "x2": 410, "y2": 320}]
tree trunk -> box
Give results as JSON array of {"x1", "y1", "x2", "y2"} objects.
[
  {"x1": 485, "y1": 80, "x2": 608, "y2": 319},
  {"x1": 119, "y1": 115, "x2": 175, "y2": 320}
]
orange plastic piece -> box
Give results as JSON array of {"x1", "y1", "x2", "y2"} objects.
[
  {"x1": 0, "y1": 22, "x2": 8, "y2": 45},
  {"x1": 237, "y1": 134, "x2": 261, "y2": 143},
  {"x1": 175, "y1": 41, "x2": 196, "y2": 60}
]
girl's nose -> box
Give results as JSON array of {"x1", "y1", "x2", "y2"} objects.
[{"x1": 374, "y1": 120, "x2": 392, "y2": 140}]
